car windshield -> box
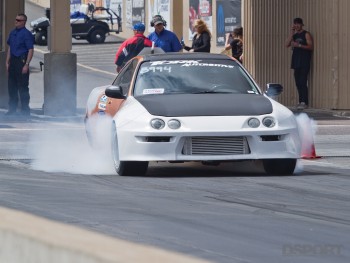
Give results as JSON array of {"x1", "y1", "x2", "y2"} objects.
[{"x1": 133, "y1": 59, "x2": 260, "y2": 96}]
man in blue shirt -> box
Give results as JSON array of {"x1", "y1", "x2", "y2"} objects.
[
  {"x1": 148, "y1": 15, "x2": 182, "y2": 53},
  {"x1": 6, "y1": 13, "x2": 34, "y2": 117}
]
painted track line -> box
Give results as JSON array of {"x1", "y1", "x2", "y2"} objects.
[{"x1": 34, "y1": 47, "x2": 116, "y2": 76}]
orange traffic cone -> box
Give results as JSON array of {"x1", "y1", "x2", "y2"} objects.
[
  {"x1": 301, "y1": 140, "x2": 320, "y2": 159},
  {"x1": 299, "y1": 115, "x2": 321, "y2": 159}
]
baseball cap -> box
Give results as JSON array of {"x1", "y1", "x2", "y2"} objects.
[
  {"x1": 293, "y1": 17, "x2": 304, "y2": 25},
  {"x1": 153, "y1": 16, "x2": 164, "y2": 25},
  {"x1": 133, "y1": 23, "x2": 145, "y2": 32}
]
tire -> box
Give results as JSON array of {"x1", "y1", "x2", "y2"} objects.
[
  {"x1": 115, "y1": 161, "x2": 149, "y2": 176},
  {"x1": 262, "y1": 159, "x2": 297, "y2": 175},
  {"x1": 88, "y1": 29, "x2": 106, "y2": 44},
  {"x1": 35, "y1": 31, "x2": 48, "y2": 46},
  {"x1": 111, "y1": 126, "x2": 148, "y2": 176}
]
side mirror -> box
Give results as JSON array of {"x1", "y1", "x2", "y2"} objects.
[
  {"x1": 265, "y1": 83, "x2": 283, "y2": 98},
  {"x1": 105, "y1": 85, "x2": 126, "y2": 99}
]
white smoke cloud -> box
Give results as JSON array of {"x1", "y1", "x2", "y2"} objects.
[{"x1": 28, "y1": 115, "x2": 116, "y2": 175}]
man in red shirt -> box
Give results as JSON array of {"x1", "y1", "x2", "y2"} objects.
[{"x1": 115, "y1": 23, "x2": 153, "y2": 73}]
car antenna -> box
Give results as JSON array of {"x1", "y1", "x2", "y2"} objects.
[{"x1": 151, "y1": 41, "x2": 155, "y2": 54}]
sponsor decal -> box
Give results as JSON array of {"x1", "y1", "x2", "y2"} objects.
[
  {"x1": 150, "y1": 60, "x2": 201, "y2": 66},
  {"x1": 148, "y1": 60, "x2": 234, "y2": 68},
  {"x1": 143, "y1": 88, "x2": 165, "y2": 95},
  {"x1": 181, "y1": 62, "x2": 234, "y2": 68},
  {"x1": 98, "y1": 103, "x2": 107, "y2": 110},
  {"x1": 100, "y1": 95, "x2": 108, "y2": 103}
]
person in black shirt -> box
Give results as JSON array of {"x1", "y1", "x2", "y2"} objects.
[
  {"x1": 225, "y1": 26, "x2": 243, "y2": 63},
  {"x1": 285, "y1": 17, "x2": 313, "y2": 110},
  {"x1": 183, "y1": 19, "x2": 211, "y2": 53}
]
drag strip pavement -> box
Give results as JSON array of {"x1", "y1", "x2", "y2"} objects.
[{"x1": 1, "y1": 117, "x2": 350, "y2": 262}]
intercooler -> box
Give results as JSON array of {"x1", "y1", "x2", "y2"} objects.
[{"x1": 182, "y1": 136, "x2": 250, "y2": 155}]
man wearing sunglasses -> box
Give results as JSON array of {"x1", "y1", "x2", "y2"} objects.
[{"x1": 6, "y1": 13, "x2": 34, "y2": 117}]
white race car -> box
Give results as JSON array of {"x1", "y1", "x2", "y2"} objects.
[{"x1": 85, "y1": 53, "x2": 301, "y2": 176}]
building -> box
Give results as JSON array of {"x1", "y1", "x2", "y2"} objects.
[{"x1": 1, "y1": 0, "x2": 350, "y2": 110}]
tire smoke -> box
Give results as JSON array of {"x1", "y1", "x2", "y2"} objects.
[{"x1": 28, "y1": 116, "x2": 115, "y2": 175}]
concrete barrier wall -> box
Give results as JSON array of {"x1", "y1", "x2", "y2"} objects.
[{"x1": 0, "y1": 206, "x2": 210, "y2": 263}]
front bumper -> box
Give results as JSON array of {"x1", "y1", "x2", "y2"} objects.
[{"x1": 116, "y1": 127, "x2": 301, "y2": 162}]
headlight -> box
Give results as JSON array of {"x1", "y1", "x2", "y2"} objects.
[
  {"x1": 150, "y1": 118, "x2": 165, "y2": 129},
  {"x1": 248, "y1": 118, "x2": 260, "y2": 128},
  {"x1": 262, "y1": 117, "x2": 276, "y2": 128},
  {"x1": 168, "y1": 119, "x2": 181, "y2": 129}
]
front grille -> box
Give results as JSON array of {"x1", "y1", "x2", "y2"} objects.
[{"x1": 182, "y1": 136, "x2": 250, "y2": 155}]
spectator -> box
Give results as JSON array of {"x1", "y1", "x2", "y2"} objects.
[
  {"x1": 148, "y1": 15, "x2": 182, "y2": 52},
  {"x1": 183, "y1": 19, "x2": 211, "y2": 53},
  {"x1": 285, "y1": 17, "x2": 313, "y2": 110},
  {"x1": 225, "y1": 26, "x2": 243, "y2": 63},
  {"x1": 115, "y1": 23, "x2": 153, "y2": 73},
  {"x1": 6, "y1": 13, "x2": 34, "y2": 117}
]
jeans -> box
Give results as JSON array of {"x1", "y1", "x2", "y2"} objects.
[{"x1": 293, "y1": 67, "x2": 310, "y2": 105}]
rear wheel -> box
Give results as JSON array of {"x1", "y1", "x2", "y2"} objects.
[
  {"x1": 111, "y1": 125, "x2": 148, "y2": 176},
  {"x1": 262, "y1": 159, "x2": 297, "y2": 175},
  {"x1": 88, "y1": 29, "x2": 106, "y2": 44},
  {"x1": 35, "y1": 31, "x2": 47, "y2": 46}
]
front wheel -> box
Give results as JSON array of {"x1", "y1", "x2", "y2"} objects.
[
  {"x1": 115, "y1": 161, "x2": 149, "y2": 176},
  {"x1": 262, "y1": 159, "x2": 297, "y2": 175},
  {"x1": 111, "y1": 126, "x2": 148, "y2": 176}
]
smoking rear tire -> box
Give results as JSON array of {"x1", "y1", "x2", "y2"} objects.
[
  {"x1": 263, "y1": 159, "x2": 297, "y2": 175},
  {"x1": 88, "y1": 29, "x2": 106, "y2": 44},
  {"x1": 35, "y1": 31, "x2": 47, "y2": 46},
  {"x1": 112, "y1": 125, "x2": 148, "y2": 176}
]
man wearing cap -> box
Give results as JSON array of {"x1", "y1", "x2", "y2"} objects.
[
  {"x1": 115, "y1": 23, "x2": 153, "y2": 73},
  {"x1": 148, "y1": 15, "x2": 182, "y2": 53},
  {"x1": 285, "y1": 17, "x2": 313, "y2": 110}
]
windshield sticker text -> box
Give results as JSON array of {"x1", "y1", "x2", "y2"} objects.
[
  {"x1": 181, "y1": 63, "x2": 234, "y2": 68},
  {"x1": 140, "y1": 66, "x2": 171, "y2": 74},
  {"x1": 150, "y1": 60, "x2": 201, "y2": 66},
  {"x1": 143, "y1": 88, "x2": 165, "y2": 95},
  {"x1": 149, "y1": 60, "x2": 235, "y2": 68},
  {"x1": 148, "y1": 60, "x2": 234, "y2": 69}
]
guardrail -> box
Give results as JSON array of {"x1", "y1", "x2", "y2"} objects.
[{"x1": 0, "y1": 206, "x2": 210, "y2": 263}]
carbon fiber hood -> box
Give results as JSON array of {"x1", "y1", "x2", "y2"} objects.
[{"x1": 135, "y1": 94, "x2": 273, "y2": 117}]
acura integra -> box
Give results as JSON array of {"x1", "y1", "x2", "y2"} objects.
[{"x1": 85, "y1": 53, "x2": 301, "y2": 176}]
